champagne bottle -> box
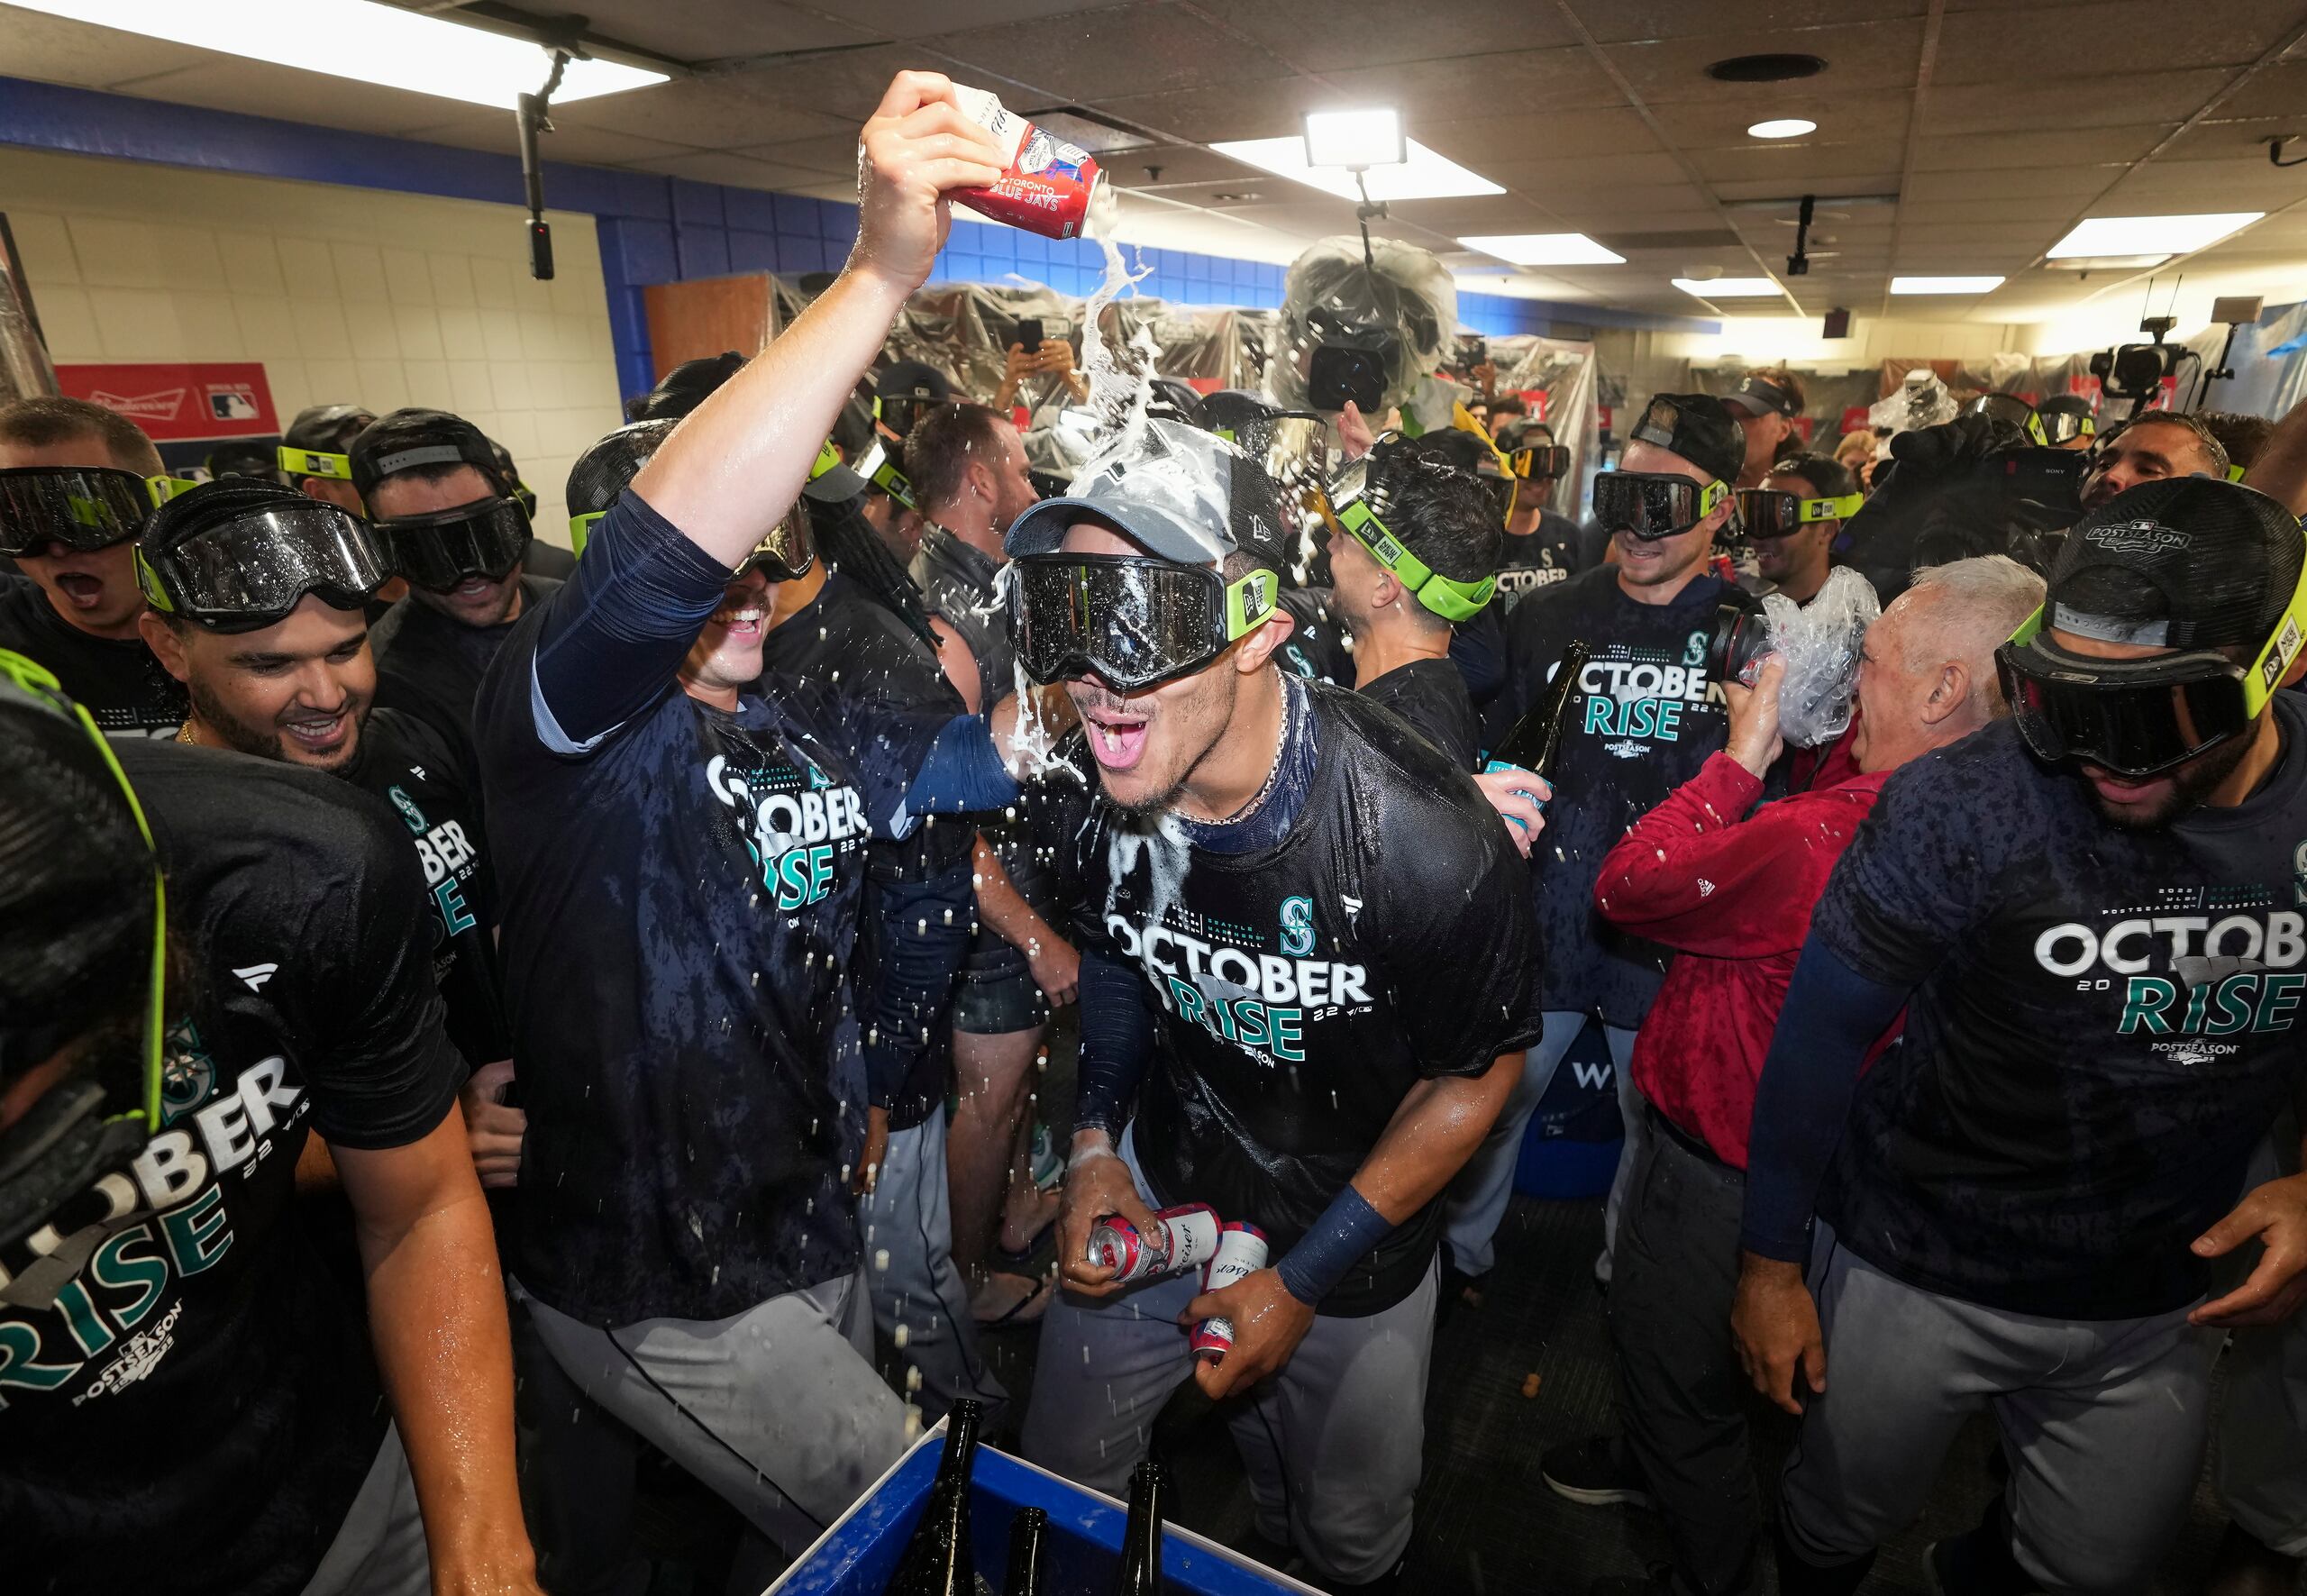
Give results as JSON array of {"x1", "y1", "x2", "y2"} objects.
[
  {"x1": 1112, "y1": 1457, "x2": 1167, "y2": 1595},
  {"x1": 1003, "y1": 1506, "x2": 1049, "y2": 1596},
  {"x1": 1491, "y1": 639, "x2": 1594, "y2": 781},
  {"x1": 883, "y1": 1400, "x2": 981, "y2": 1596}
]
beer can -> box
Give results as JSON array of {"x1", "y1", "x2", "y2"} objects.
[
  {"x1": 1086, "y1": 1202, "x2": 1221, "y2": 1283},
  {"x1": 1191, "y1": 1221, "x2": 1270, "y2": 1362},
  {"x1": 952, "y1": 85, "x2": 1117, "y2": 242}
]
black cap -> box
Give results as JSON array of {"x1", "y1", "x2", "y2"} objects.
[
  {"x1": 1723, "y1": 373, "x2": 1802, "y2": 420},
  {"x1": 2047, "y1": 477, "x2": 2304, "y2": 652},
  {"x1": 877, "y1": 360, "x2": 953, "y2": 406},
  {"x1": 1628, "y1": 392, "x2": 1746, "y2": 486},
  {"x1": 1413, "y1": 429, "x2": 1509, "y2": 480},
  {"x1": 567, "y1": 419, "x2": 679, "y2": 519},
  {"x1": 205, "y1": 440, "x2": 281, "y2": 482},
  {"x1": 349, "y1": 408, "x2": 508, "y2": 501},
  {"x1": 284, "y1": 402, "x2": 376, "y2": 455},
  {"x1": 627, "y1": 352, "x2": 747, "y2": 423},
  {"x1": 1008, "y1": 420, "x2": 1289, "y2": 574}
]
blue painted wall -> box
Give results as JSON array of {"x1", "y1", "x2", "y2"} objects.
[{"x1": 0, "y1": 73, "x2": 1705, "y2": 401}]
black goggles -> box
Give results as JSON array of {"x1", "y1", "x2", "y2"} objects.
[
  {"x1": 1509, "y1": 443, "x2": 1572, "y2": 481},
  {"x1": 1996, "y1": 577, "x2": 2307, "y2": 778},
  {"x1": 1009, "y1": 553, "x2": 1280, "y2": 692},
  {"x1": 0, "y1": 467, "x2": 183, "y2": 557},
  {"x1": 369, "y1": 496, "x2": 531, "y2": 591},
  {"x1": 1592, "y1": 470, "x2": 1731, "y2": 541},
  {"x1": 1735, "y1": 486, "x2": 1863, "y2": 538},
  {"x1": 135, "y1": 499, "x2": 388, "y2": 632},
  {"x1": 734, "y1": 504, "x2": 816, "y2": 584},
  {"x1": 1966, "y1": 392, "x2": 2093, "y2": 449}
]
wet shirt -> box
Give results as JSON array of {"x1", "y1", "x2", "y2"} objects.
[
  {"x1": 1492, "y1": 510, "x2": 1587, "y2": 607},
  {"x1": 339, "y1": 707, "x2": 509, "y2": 1068},
  {"x1": 1274, "y1": 587, "x2": 1354, "y2": 685},
  {"x1": 1813, "y1": 704, "x2": 2307, "y2": 1318},
  {"x1": 369, "y1": 573, "x2": 560, "y2": 744},
  {"x1": 910, "y1": 527, "x2": 1014, "y2": 711},
  {"x1": 1490, "y1": 564, "x2": 1730, "y2": 1024},
  {"x1": 1358, "y1": 656, "x2": 1482, "y2": 771},
  {"x1": 1071, "y1": 679, "x2": 1540, "y2": 1315},
  {"x1": 473, "y1": 494, "x2": 946, "y2": 1327},
  {"x1": 0, "y1": 576, "x2": 185, "y2": 737},
  {"x1": 4, "y1": 741, "x2": 463, "y2": 1596}
]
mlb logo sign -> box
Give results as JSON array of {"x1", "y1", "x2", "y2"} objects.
[{"x1": 207, "y1": 386, "x2": 260, "y2": 422}]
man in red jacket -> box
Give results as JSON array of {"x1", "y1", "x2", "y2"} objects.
[{"x1": 1541, "y1": 555, "x2": 2045, "y2": 1596}]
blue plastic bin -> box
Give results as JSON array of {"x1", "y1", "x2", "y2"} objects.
[{"x1": 767, "y1": 1423, "x2": 1323, "y2": 1595}]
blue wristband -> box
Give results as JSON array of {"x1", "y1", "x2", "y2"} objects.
[{"x1": 1274, "y1": 1183, "x2": 1391, "y2": 1306}]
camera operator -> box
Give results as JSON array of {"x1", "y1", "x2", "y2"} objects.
[
  {"x1": 1734, "y1": 477, "x2": 2307, "y2": 1594},
  {"x1": 2079, "y1": 410, "x2": 2229, "y2": 509},
  {"x1": 1546, "y1": 557, "x2": 2042, "y2": 1596}
]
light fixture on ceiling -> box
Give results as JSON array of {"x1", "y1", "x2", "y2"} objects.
[
  {"x1": 1747, "y1": 118, "x2": 1817, "y2": 140},
  {"x1": 10, "y1": 0, "x2": 666, "y2": 106},
  {"x1": 2047, "y1": 254, "x2": 2172, "y2": 271},
  {"x1": 1891, "y1": 276, "x2": 2006, "y2": 294},
  {"x1": 2047, "y1": 213, "x2": 2264, "y2": 260},
  {"x1": 1458, "y1": 233, "x2": 1626, "y2": 266},
  {"x1": 1302, "y1": 108, "x2": 1407, "y2": 171},
  {"x1": 1672, "y1": 277, "x2": 1783, "y2": 297},
  {"x1": 1210, "y1": 134, "x2": 1504, "y2": 202}
]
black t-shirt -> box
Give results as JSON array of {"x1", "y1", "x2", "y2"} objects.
[
  {"x1": 473, "y1": 503, "x2": 947, "y2": 1327},
  {"x1": 3, "y1": 742, "x2": 464, "y2": 1596},
  {"x1": 910, "y1": 527, "x2": 1014, "y2": 711},
  {"x1": 1813, "y1": 705, "x2": 2307, "y2": 1318},
  {"x1": 1489, "y1": 563, "x2": 1729, "y2": 1023},
  {"x1": 1359, "y1": 656, "x2": 1482, "y2": 771},
  {"x1": 0, "y1": 576, "x2": 185, "y2": 738},
  {"x1": 369, "y1": 573, "x2": 561, "y2": 744},
  {"x1": 340, "y1": 707, "x2": 509, "y2": 1068},
  {"x1": 1274, "y1": 587, "x2": 1354, "y2": 686},
  {"x1": 1067, "y1": 680, "x2": 1539, "y2": 1314},
  {"x1": 1492, "y1": 509, "x2": 1586, "y2": 607}
]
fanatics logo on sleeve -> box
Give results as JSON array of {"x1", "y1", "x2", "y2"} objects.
[{"x1": 232, "y1": 962, "x2": 278, "y2": 991}]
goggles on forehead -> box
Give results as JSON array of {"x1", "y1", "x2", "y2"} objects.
[
  {"x1": 1009, "y1": 553, "x2": 1279, "y2": 693},
  {"x1": 1736, "y1": 486, "x2": 1864, "y2": 539},
  {"x1": 135, "y1": 499, "x2": 388, "y2": 633},
  {"x1": 0, "y1": 468, "x2": 198, "y2": 557},
  {"x1": 1592, "y1": 470, "x2": 1732, "y2": 542},
  {"x1": 855, "y1": 437, "x2": 916, "y2": 511},
  {"x1": 0, "y1": 649, "x2": 166, "y2": 1255},
  {"x1": 1996, "y1": 561, "x2": 2307, "y2": 778},
  {"x1": 278, "y1": 444, "x2": 354, "y2": 482},
  {"x1": 734, "y1": 502, "x2": 816, "y2": 584},
  {"x1": 1334, "y1": 499, "x2": 1495, "y2": 624},
  {"x1": 369, "y1": 496, "x2": 531, "y2": 592}
]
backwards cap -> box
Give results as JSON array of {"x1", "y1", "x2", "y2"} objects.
[
  {"x1": 349, "y1": 407, "x2": 508, "y2": 501},
  {"x1": 1628, "y1": 392, "x2": 1746, "y2": 486},
  {"x1": 2047, "y1": 476, "x2": 2304, "y2": 652},
  {"x1": 1006, "y1": 417, "x2": 1290, "y2": 574}
]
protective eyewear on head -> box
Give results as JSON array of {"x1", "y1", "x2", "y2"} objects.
[
  {"x1": 0, "y1": 468, "x2": 199, "y2": 557},
  {"x1": 1592, "y1": 470, "x2": 1731, "y2": 541},
  {"x1": 1334, "y1": 499, "x2": 1495, "y2": 623},
  {"x1": 1009, "y1": 553, "x2": 1279, "y2": 692},
  {"x1": 1996, "y1": 567, "x2": 2307, "y2": 778},
  {"x1": 369, "y1": 496, "x2": 531, "y2": 592},
  {"x1": 278, "y1": 444, "x2": 354, "y2": 482},
  {"x1": 1736, "y1": 487, "x2": 1864, "y2": 539},
  {"x1": 855, "y1": 437, "x2": 916, "y2": 511},
  {"x1": 135, "y1": 500, "x2": 388, "y2": 633}
]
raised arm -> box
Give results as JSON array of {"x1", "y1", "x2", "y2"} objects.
[{"x1": 2244, "y1": 390, "x2": 2307, "y2": 515}]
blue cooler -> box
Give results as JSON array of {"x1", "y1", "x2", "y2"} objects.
[
  {"x1": 767, "y1": 1422, "x2": 1324, "y2": 1595},
  {"x1": 1513, "y1": 1016, "x2": 1626, "y2": 1199}
]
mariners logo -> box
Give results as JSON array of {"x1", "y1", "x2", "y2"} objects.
[
  {"x1": 386, "y1": 783, "x2": 426, "y2": 834},
  {"x1": 1279, "y1": 895, "x2": 1317, "y2": 957},
  {"x1": 160, "y1": 1019, "x2": 217, "y2": 1126}
]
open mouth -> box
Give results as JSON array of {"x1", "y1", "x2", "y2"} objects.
[
  {"x1": 715, "y1": 603, "x2": 766, "y2": 643},
  {"x1": 280, "y1": 707, "x2": 351, "y2": 755},
  {"x1": 451, "y1": 575, "x2": 497, "y2": 598},
  {"x1": 1084, "y1": 707, "x2": 1151, "y2": 771},
  {"x1": 53, "y1": 571, "x2": 105, "y2": 609},
  {"x1": 2084, "y1": 767, "x2": 2166, "y2": 805}
]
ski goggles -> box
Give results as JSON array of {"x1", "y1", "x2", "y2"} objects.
[
  {"x1": 1009, "y1": 553, "x2": 1280, "y2": 692},
  {"x1": 1592, "y1": 470, "x2": 1732, "y2": 541},
  {"x1": 0, "y1": 468, "x2": 199, "y2": 557},
  {"x1": 1966, "y1": 392, "x2": 2093, "y2": 449},
  {"x1": 734, "y1": 502, "x2": 816, "y2": 584},
  {"x1": 1333, "y1": 498, "x2": 1496, "y2": 623},
  {"x1": 855, "y1": 437, "x2": 916, "y2": 511},
  {"x1": 135, "y1": 498, "x2": 388, "y2": 632},
  {"x1": 1997, "y1": 569, "x2": 2307, "y2": 777},
  {"x1": 1735, "y1": 486, "x2": 1864, "y2": 538},
  {"x1": 1508, "y1": 443, "x2": 1573, "y2": 481},
  {"x1": 277, "y1": 444, "x2": 354, "y2": 482},
  {"x1": 369, "y1": 496, "x2": 531, "y2": 591}
]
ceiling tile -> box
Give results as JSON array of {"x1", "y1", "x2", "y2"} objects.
[
  {"x1": 398, "y1": 111, "x2": 698, "y2": 168},
  {"x1": 923, "y1": 8, "x2": 1281, "y2": 101},
  {"x1": 542, "y1": 0, "x2": 875, "y2": 62},
  {"x1": 1099, "y1": 144, "x2": 1275, "y2": 188},
  {"x1": 0, "y1": 6, "x2": 213, "y2": 87},
  {"x1": 623, "y1": 150, "x2": 849, "y2": 189},
  {"x1": 1482, "y1": 151, "x2": 1696, "y2": 189},
  {"x1": 1573, "y1": 0, "x2": 1930, "y2": 45},
  {"x1": 1934, "y1": 0, "x2": 2303, "y2": 85},
  {"x1": 1711, "y1": 174, "x2": 1904, "y2": 202},
  {"x1": 1903, "y1": 165, "x2": 2131, "y2": 202},
  {"x1": 1898, "y1": 195, "x2": 2108, "y2": 224},
  {"x1": 721, "y1": 45, "x2": 1032, "y2": 124},
  {"x1": 1094, "y1": 78, "x2": 1336, "y2": 143},
  {"x1": 1418, "y1": 107, "x2": 1663, "y2": 163},
  {"x1": 1190, "y1": 0, "x2": 1578, "y2": 70},
  {"x1": 1690, "y1": 138, "x2": 1909, "y2": 181},
  {"x1": 1912, "y1": 126, "x2": 2176, "y2": 171},
  {"x1": 732, "y1": 133, "x2": 865, "y2": 174},
  {"x1": 555, "y1": 75, "x2": 862, "y2": 149},
  {"x1": 1924, "y1": 69, "x2": 2233, "y2": 134},
  {"x1": 1318, "y1": 47, "x2": 1627, "y2": 118},
  {"x1": 2217, "y1": 59, "x2": 2307, "y2": 119},
  {"x1": 2159, "y1": 117, "x2": 2307, "y2": 162},
  {"x1": 1649, "y1": 94, "x2": 1911, "y2": 149},
  {"x1": 1389, "y1": 192, "x2": 1564, "y2": 232},
  {"x1": 769, "y1": 1, "x2": 1138, "y2": 42},
  {"x1": 1603, "y1": 19, "x2": 1928, "y2": 105}
]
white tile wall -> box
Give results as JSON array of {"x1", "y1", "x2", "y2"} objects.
[{"x1": 2, "y1": 147, "x2": 624, "y2": 543}]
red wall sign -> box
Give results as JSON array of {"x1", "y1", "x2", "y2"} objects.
[
  {"x1": 55, "y1": 362, "x2": 279, "y2": 441},
  {"x1": 1838, "y1": 405, "x2": 1871, "y2": 434}
]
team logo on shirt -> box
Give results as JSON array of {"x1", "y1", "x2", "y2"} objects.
[
  {"x1": 1279, "y1": 896, "x2": 1317, "y2": 957},
  {"x1": 2032, "y1": 901, "x2": 2306, "y2": 1057},
  {"x1": 706, "y1": 753, "x2": 869, "y2": 910},
  {"x1": 388, "y1": 783, "x2": 479, "y2": 938}
]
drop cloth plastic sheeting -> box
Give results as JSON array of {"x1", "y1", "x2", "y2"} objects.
[
  {"x1": 1488, "y1": 334, "x2": 1600, "y2": 519},
  {"x1": 1761, "y1": 565, "x2": 1880, "y2": 747},
  {"x1": 1869, "y1": 368, "x2": 1960, "y2": 439},
  {"x1": 1263, "y1": 235, "x2": 1457, "y2": 416},
  {"x1": 0, "y1": 217, "x2": 59, "y2": 403}
]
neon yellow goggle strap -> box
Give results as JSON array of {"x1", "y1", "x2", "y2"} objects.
[
  {"x1": 146, "y1": 476, "x2": 200, "y2": 505},
  {"x1": 1212, "y1": 425, "x2": 1237, "y2": 442},
  {"x1": 812, "y1": 438, "x2": 843, "y2": 480},
  {"x1": 2229, "y1": 463, "x2": 2249, "y2": 484},
  {"x1": 569, "y1": 511, "x2": 604, "y2": 558},
  {"x1": 865, "y1": 446, "x2": 915, "y2": 511},
  {"x1": 131, "y1": 545, "x2": 176, "y2": 614},
  {"x1": 1799, "y1": 493, "x2": 1864, "y2": 523},
  {"x1": 1336, "y1": 499, "x2": 1497, "y2": 624},
  {"x1": 1692, "y1": 478, "x2": 1733, "y2": 522},
  {"x1": 1223, "y1": 567, "x2": 1280, "y2": 638},
  {"x1": 278, "y1": 445, "x2": 353, "y2": 481},
  {"x1": 0, "y1": 648, "x2": 166, "y2": 1131}
]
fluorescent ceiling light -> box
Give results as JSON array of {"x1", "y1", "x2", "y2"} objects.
[
  {"x1": 2047, "y1": 213, "x2": 2263, "y2": 259},
  {"x1": 1210, "y1": 136, "x2": 1504, "y2": 202},
  {"x1": 1459, "y1": 233, "x2": 1626, "y2": 266},
  {"x1": 1673, "y1": 277, "x2": 1783, "y2": 297},
  {"x1": 12, "y1": 0, "x2": 666, "y2": 107},
  {"x1": 1302, "y1": 108, "x2": 1405, "y2": 169},
  {"x1": 2047, "y1": 253, "x2": 2171, "y2": 271},
  {"x1": 1747, "y1": 118, "x2": 1817, "y2": 139},
  {"x1": 1891, "y1": 275, "x2": 2005, "y2": 294}
]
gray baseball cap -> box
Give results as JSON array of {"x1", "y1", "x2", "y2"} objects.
[{"x1": 1006, "y1": 417, "x2": 1288, "y2": 570}]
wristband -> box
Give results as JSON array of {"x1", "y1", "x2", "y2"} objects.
[{"x1": 1274, "y1": 1183, "x2": 1391, "y2": 1306}]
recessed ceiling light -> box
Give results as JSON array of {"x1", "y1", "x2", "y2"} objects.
[
  {"x1": 9, "y1": 0, "x2": 665, "y2": 105},
  {"x1": 1211, "y1": 135, "x2": 1503, "y2": 202},
  {"x1": 2047, "y1": 213, "x2": 2264, "y2": 259},
  {"x1": 1672, "y1": 277, "x2": 1783, "y2": 297},
  {"x1": 1747, "y1": 119, "x2": 1817, "y2": 140},
  {"x1": 1891, "y1": 276, "x2": 2005, "y2": 294},
  {"x1": 1458, "y1": 233, "x2": 1626, "y2": 266}
]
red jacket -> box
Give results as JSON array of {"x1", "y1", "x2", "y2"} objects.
[{"x1": 1594, "y1": 745, "x2": 1891, "y2": 1169}]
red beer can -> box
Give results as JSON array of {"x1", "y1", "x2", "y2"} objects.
[
  {"x1": 953, "y1": 85, "x2": 1117, "y2": 242},
  {"x1": 1191, "y1": 1221, "x2": 1270, "y2": 1362},
  {"x1": 1086, "y1": 1202, "x2": 1220, "y2": 1283}
]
